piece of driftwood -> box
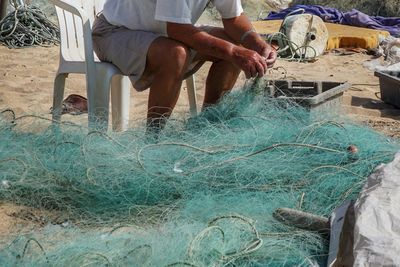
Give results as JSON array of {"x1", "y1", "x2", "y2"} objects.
[{"x1": 273, "y1": 207, "x2": 330, "y2": 234}]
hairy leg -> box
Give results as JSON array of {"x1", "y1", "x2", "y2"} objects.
[
  {"x1": 142, "y1": 37, "x2": 191, "y2": 131},
  {"x1": 203, "y1": 58, "x2": 240, "y2": 108},
  {"x1": 141, "y1": 27, "x2": 241, "y2": 132}
]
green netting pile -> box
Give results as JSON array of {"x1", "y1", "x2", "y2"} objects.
[{"x1": 0, "y1": 83, "x2": 399, "y2": 266}]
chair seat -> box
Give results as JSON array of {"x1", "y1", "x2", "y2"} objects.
[
  {"x1": 61, "y1": 49, "x2": 101, "y2": 63},
  {"x1": 57, "y1": 59, "x2": 123, "y2": 76}
]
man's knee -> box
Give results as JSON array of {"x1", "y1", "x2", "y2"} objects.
[
  {"x1": 147, "y1": 38, "x2": 190, "y2": 75},
  {"x1": 160, "y1": 41, "x2": 190, "y2": 75}
]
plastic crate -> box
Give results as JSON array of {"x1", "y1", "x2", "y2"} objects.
[
  {"x1": 374, "y1": 71, "x2": 400, "y2": 109},
  {"x1": 265, "y1": 80, "x2": 351, "y2": 113}
]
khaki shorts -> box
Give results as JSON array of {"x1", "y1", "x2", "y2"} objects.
[{"x1": 92, "y1": 14, "x2": 207, "y2": 91}]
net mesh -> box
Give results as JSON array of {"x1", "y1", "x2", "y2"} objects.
[{"x1": 0, "y1": 82, "x2": 399, "y2": 266}]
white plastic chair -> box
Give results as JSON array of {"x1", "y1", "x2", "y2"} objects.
[{"x1": 50, "y1": 0, "x2": 198, "y2": 131}]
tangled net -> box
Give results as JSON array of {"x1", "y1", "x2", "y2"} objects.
[
  {"x1": 0, "y1": 85, "x2": 399, "y2": 266},
  {"x1": 0, "y1": 2, "x2": 59, "y2": 48}
]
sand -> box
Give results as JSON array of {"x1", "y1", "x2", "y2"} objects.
[
  {"x1": 1, "y1": 33, "x2": 400, "y2": 243},
  {"x1": 1, "y1": 45, "x2": 399, "y2": 129}
]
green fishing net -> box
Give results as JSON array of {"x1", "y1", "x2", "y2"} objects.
[{"x1": 0, "y1": 84, "x2": 398, "y2": 266}]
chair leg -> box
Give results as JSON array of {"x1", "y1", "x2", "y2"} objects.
[
  {"x1": 52, "y1": 73, "x2": 68, "y2": 122},
  {"x1": 186, "y1": 75, "x2": 198, "y2": 117},
  {"x1": 111, "y1": 75, "x2": 131, "y2": 131},
  {"x1": 88, "y1": 76, "x2": 111, "y2": 131}
]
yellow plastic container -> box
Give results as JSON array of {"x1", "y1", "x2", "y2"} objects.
[{"x1": 252, "y1": 20, "x2": 390, "y2": 50}]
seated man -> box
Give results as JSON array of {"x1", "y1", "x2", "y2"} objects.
[{"x1": 92, "y1": 0, "x2": 277, "y2": 131}]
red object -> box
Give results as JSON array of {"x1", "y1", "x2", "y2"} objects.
[
  {"x1": 61, "y1": 94, "x2": 88, "y2": 115},
  {"x1": 347, "y1": 145, "x2": 359, "y2": 154}
]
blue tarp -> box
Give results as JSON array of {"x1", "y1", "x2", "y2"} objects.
[{"x1": 265, "y1": 5, "x2": 400, "y2": 37}]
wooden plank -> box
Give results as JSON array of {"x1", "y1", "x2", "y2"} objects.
[{"x1": 273, "y1": 207, "x2": 330, "y2": 234}]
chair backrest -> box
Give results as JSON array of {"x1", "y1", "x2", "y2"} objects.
[{"x1": 55, "y1": 0, "x2": 105, "y2": 62}]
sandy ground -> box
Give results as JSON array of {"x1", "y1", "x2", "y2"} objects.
[
  {"x1": 1, "y1": 43, "x2": 400, "y2": 241},
  {"x1": 1, "y1": 45, "x2": 399, "y2": 131}
]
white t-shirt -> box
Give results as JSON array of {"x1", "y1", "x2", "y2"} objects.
[{"x1": 103, "y1": 0, "x2": 243, "y2": 35}]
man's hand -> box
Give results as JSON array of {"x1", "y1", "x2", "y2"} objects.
[
  {"x1": 166, "y1": 17, "x2": 277, "y2": 79},
  {"x1": 230, "y1": 37, "x2": 277, "y2": 79},
  {"x1": 231, "y1": 46, "x2": 268, "y2": 79},
  {"x1": 258, "y1": 42, "x2": 278, "y2": 69},
  {"x1": 166, "y1": 22, "x2": 271, "y2": 79},
  {"x1": 222, "y1": 14, "x2": 278, "y2": 72},
  {"x1": 242, "y1": 33, "x2": 277, "y2": 69}
]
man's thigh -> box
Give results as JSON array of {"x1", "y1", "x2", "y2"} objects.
[
  {"x1": 137, "y1": 36, "x2": 199, "y2": 89},
  {"x1": 141, "y1": 26, "x2": 237, "y2": 83},
  {"x1": 92, "y1": 14, "x2": 160, "y2": 90},
  {"x1": 143, "y1": 26, "x2": 230, "y2": 72}
]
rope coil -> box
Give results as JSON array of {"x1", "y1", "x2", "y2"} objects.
[{"x1": 0, "y1": 2, "x2": 59, "y2": 48}]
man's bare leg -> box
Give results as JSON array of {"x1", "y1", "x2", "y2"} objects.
[
  {"x1": 141, "y1": 27, "x2": 240, "y2": 132},
  {"x1": 142, "y1": 37, "x2": 191, "y2": 131},
  {"x1": 203, "y1": 59, "x2": 241, "y2": 108},
  {"x1": 191, "y1": 28, "x2": 241, "y2": 109}
]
